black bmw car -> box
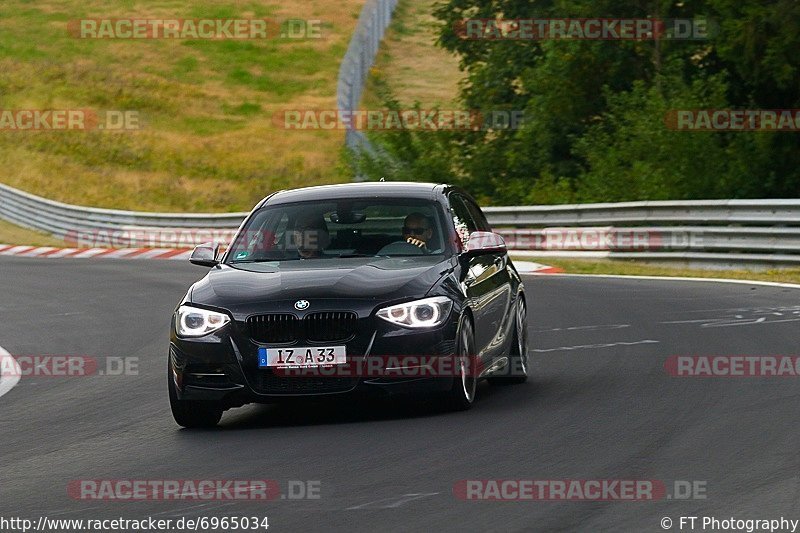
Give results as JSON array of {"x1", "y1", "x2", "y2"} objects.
[{"x1": 169, "y1": 182, "x2": 528, "y2": 427}]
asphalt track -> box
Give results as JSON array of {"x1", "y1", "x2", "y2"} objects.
[{"x1": 1, "y1": 256, "x2": 799, "y2": 532}]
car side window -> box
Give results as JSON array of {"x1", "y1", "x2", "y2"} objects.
[
  {"x1": 449, "y1": 195, "x2": 477, "y2": 247},
  {"x1": 463, "y1": 197, "x2": 492, "y2": 232}
]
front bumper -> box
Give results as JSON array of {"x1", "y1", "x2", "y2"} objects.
[{"x1": 169, "y1": 309, "x2": 460, "y2": 407}]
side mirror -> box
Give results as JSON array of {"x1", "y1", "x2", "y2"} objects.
[
  {"x1": 189, "y1": 242, "x2": 220, "y2": 267},
  {"x1": 465, "y1": 231, "x2": 507, "y2": 254}
]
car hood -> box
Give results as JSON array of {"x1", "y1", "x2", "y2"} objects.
[{"x1": 190, "y1": 255, "x2": 455, "y2": 313}]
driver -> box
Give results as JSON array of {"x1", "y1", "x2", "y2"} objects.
[
  {"x1": 290, "y1": 213, "x2": 331, "y2": 259},
  {"x1": 402, "y1": 213, "x2": 433, "y2": 251}
]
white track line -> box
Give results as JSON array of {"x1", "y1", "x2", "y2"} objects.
[
  {"x1": 524, "y1": 272, "x2": 800, "y2": 290},
  {"x1": 513, "y1": 261, "x2": 563, "y2": 274},
  {"x1": 0, "y1": 345, "x2": 21, "y2": 399},
  {"x1": 514, "y1": 261, "x2": 552, "y2": 273}
]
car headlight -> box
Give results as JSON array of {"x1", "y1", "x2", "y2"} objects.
[
  {"x1": 175, "y1": 305, "x2": 230, "y2": 337},
  {"x1": 377, "y1": 296, "x2": 453, "y2": 329}
]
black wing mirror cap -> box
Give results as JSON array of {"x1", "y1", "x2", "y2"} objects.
[
  {"x1": 463, "y1": 231, "x2": 507, "y2": 255},
  {"x1": 189, "y1": 242, "x2": 220, "y2": 267}
]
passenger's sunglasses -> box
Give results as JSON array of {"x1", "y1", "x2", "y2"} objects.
[{"x1": 403, "y1": 226, "x2": 429, "y2": 236}]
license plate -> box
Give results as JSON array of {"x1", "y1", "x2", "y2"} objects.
[{"x1": 258, "y1": 346, "x2": 346, "y2": 368}]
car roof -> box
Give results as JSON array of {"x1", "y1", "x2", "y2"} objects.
[{"x1": 258, "y1": 182, "x2": 449, "y2": 207}]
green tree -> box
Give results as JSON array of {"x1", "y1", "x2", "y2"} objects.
[{"x1": 353, "y1": 0, "x2": 800, "y2": 203}]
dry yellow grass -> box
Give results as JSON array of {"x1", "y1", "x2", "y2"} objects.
[
  {"x1": 0, "y1": 220, "x2": 65, "y2": 247},
  {"x1": 364, "y1": 0, "x2": 462, "y2": 108},
  {"x1": 516, "y1": 256, "x2": 800, "y2": 285},
  {"x1": 0, "y1": 0, "x2": 365, "y2": 212}
]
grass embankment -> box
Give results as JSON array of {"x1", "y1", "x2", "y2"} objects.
[
  {"x1": 362, "y1": 0, "x2": 461, "y2": 108},
  {"x1": 0, "y1": 0, "x2": 465, "y2": 245},
  {"x1": 517, "y1": 257, "x2": 800, "y2": 285},
  {"x1": 0, "y1": 220, "x2": 64, "y2": 247},
  {"x1": 0, "y1": 0, "x2": 366, "y2": 212}
]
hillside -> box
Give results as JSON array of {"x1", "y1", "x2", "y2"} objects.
[
  {"x1": 363, "y1": 0, "x2": 461, "y2": 109},
  {"x1": 0, "y1": 0, "x2": 365, "y2": 212}
]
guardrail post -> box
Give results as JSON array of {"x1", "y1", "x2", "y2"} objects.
[{"x1": 337, "y1": 0, "x2": 401, "y2": 168}]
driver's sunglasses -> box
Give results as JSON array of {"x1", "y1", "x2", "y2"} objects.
[{"x1": 403, "y1": 226, "x2": 428, "y2": 236}]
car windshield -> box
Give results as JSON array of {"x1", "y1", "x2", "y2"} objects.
[{"x1": 225, "y1": 198, "x2": 452, "y2": 263}]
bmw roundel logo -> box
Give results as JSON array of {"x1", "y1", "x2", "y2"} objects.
[{"x1": 294, "y1": 300, "x2": 310, "y2": 311}]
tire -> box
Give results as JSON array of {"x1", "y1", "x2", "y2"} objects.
[
  {"x1": 488, "y1": 297, "x2": 529, "y2": 385},
  {"x1": 168, "y1": 365, "x2": 223, "y2": 428},
  {"x1": 445, "y1": 317, "x2": 477, "y2": 411}
]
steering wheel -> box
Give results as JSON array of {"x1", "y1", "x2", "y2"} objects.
[{"x1": 376, "y1": 241, "x2": 427, "y2": 256}]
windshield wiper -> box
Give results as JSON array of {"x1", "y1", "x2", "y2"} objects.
[{"x1": 229, "y1": 257, "x2": 301, "y2": 264}]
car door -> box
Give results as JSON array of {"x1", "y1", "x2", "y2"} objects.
[
  {"x1": 449, "y1": 193, "x2": 511, "y2": 363},
  {"x1": 462, "y1": 195, "x2": 515, "y2": 362}
]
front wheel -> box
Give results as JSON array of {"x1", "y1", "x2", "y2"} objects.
[
  {"x1": 445, "y1": 317, "x2": 477, "y2": 411},
  {"x1": 488, "y1": 297, "x2": 529, "y2": 385},
  {"x1": 168, "y1": 365, "x2": 223, "y2": 428}
]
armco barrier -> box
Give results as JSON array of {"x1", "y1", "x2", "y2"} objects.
[
  {"x1": 0, "y1": 183, "x2": 247, "y2": 244},
  {"x1": 337, "y1": 0, "x2": 399, "y2": 156},
  {"x1": 2, "y1": 182, "x2": 800, "y2": 266}
]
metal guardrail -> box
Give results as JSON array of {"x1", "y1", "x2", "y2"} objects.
[
  {"x1": 482, "y1": 201, "x2": 800, "y2": 266},
  {"x1": 493, "y1": 226, "x2": 800, "y2": 267},
  {"x1": 3, "y1": 182, "x2": 800, "y2": 266},
  {"x1": 337, "y1": 0, "x2": 399, "y2": 156},
  {"x1": 482, "y1": 200, "x2": 800, "y2": 226},
  {"x1": 0, "y1": 183, "x2": 247, "y2": 246}
]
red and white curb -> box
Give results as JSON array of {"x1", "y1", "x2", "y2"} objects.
[
  {"x1": 0, "y1": 245, "x2": 565, "y2": 272},
  {"x1": 0, "y1": 244, "x2": 192, "y2": 260}
]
